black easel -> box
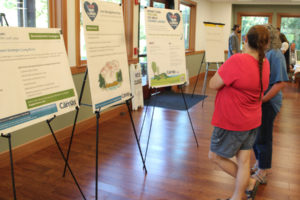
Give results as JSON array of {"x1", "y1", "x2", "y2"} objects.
[
  {"x1": 191, "y1": 52, "x2": 205, "y2": 98},
  {"x1": 62, "y1": 68, "x2": 89, "y2": 177},
  {"x1": 1, "y1": 133, "x2": 17, "y2": 200},
  {"x1": 46, "y1": 116, "x2": 87, "y2": 200},
  {"x1": 139, "y1": 84, "x2": 199, "y2": 164},
  {"x1": 201, "y1": 62, "x2": 220, "y2": 106},
  {"x1": 191, "y1": 53, "x2": 221, "y2": 106},
  {"x1": 0, "y1": 13, "x2": 9, "y2": 26},
  {"x1": 62, "y1": 69, "x2": 147, "y2": 200}
]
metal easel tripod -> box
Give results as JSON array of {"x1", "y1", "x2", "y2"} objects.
[{"x1": 0, "y1": 13, "x2": 9, "y2": 26}]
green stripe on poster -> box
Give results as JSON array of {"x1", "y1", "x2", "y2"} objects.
[{"x1": 26, "y1": 89, "x2": 75, "y2": 109}]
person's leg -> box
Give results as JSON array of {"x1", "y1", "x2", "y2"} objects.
[
  {"x1": 208, "y1": 151, "x2": 237, "y2": 178},
  {"x1": 252, "y1": 102, "x2": 276, "y2": 171},
  {"x1": 231, "y1": 150, "x2": 251, "y2": 200}
]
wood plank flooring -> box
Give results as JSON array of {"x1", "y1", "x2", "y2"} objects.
[{"x1": 1, "y1": 78, "x2": 300, "y2": 200}]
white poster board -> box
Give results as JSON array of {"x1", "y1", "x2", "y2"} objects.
[
  {"x1": 81, "y1": 0, "x2": 131, "y2": 112},
  {"x1": 145, "y1": 7, "x2": 187, "y2": 88},
  {"x1": 204, "y1": 22, "x2": 226, "y2": 63},
  {"x1": 0, "y1": 27, "x2": 78, "y2": 135}
]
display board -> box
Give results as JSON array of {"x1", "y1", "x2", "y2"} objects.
[
  {"x1": 81, "y1": 0, "x2": 131, "y2": 112},
  {"x1": 203, "y1": 22, "x2": 226, "y2": 63},
  {"x1": 0, "y1": 27, "x2": 78, "y2": 135},
  {"x1": 145, "y1": 7, "x2": 187, "y2": 88}
]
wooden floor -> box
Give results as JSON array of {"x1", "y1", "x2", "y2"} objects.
[{"x1": 1, "y1": 77, "x2": 300, "y2": 200}]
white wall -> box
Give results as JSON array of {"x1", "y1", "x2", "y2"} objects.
[{"x1": 195, "y1": 0, "x2": 212, "y2": 51}]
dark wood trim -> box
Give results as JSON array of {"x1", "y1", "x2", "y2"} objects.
[
  {"x1": 189, "y1": 3, "x2": 196, "y2": 51},
  {"x1": 186, "y1": 50, "x2": 204, "y2": 56},
  {"x1": 128, "y1": 58, "x2": 139, "y2": 65},
  {"x1": 61, "y1": 0, "x2": 68, "y2": 53},
  {"x1": 80, "y1": 60, "x2": 87, "y2": 66},
  {"x1": 0, "y1": 104, "x2": 128, "y2": 168},
  {"x1": 75, "y1": 0, "x2": 81, "y2": 67},
  {"x1": 185, "y1": 50, "x2": 227, "y2": 56},
  {"x1": 124, "y1": 0, "x2": 134, "y2": 61},
  {"x1": 71, "y1": 66, "x2": 87, "y2": 74},
  {"x1": 180, "y1": 0, "x2": 197, "y2": 6},
  {"x1": 48, "y1": 0, "x2": 68, "y2": 53},
  {"x1": 54, "y1": 0, "x2": 58, "y2": 27},
  {"x1": 237, "y1": 12, "x2": 273, "y2": 26},
  {"x1": 49, "y1": 0, "x2": 54, "y2": 27}
]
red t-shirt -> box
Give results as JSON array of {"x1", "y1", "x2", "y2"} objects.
[{"x1": 211, "y1": 53, "x2": 270, "y2": 131}]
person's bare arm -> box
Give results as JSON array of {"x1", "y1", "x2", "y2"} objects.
[
  {"x1": 262, "y1": 82, "x2": 286, "y2": 103},
  {"x1": 209, "y1": 72, "x2": 225, "y2": 90}
]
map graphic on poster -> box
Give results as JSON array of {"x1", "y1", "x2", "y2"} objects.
[
  {"x1": 145, "y1": 7, "x2": 187, "y2": 88},
  {"x1": 0, "y1": 27, "x2": 78, "y2": 135},
  {"x1": 203, "y1": 22, "x2": 225, "y2": 63},
  {"x1": 81, "y1": 0, "x2": 131, "y2": 112}
]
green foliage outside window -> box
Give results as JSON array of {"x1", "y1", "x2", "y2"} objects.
[
  {"x1": 1, "y1": 0, "x2": 48, "y2": 27},
  {"x1": 241, "y1": 16, "x2": 268, "y2": 49},
  {"x1": 180, "y1": 4, "x2": 191, "y2": 50},
  {"x1": 281, "y1": 17, "x2": 300, "y2": 50}
]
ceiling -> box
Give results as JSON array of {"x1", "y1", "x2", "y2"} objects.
[{"x1": 208, "y1": 0, "x2": 300, "y2": 5}]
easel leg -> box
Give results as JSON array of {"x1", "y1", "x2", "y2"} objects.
[
  {"x1": 126, "y1": 100, "x2": 148, "y2": 173},
  {"x1": 95, "y1": 109, "x2": 101, "y2": 200},
  {"x1": 201, "y1": 63, "x2": 210, "y2": 107},
  {"x1": 144, "y1": 89, "x2": 158, "y2": 164},
  {"x1": 1, "y1": 133, "x2": 17, "y2": 200},
  {"x1": 63, "y1": 106, "x2": 79, "y2": 177},
  {"x1": 46, "y1": 118, "x2": 86, "y2": 200},
  {"x1": 138, "y1": 96, "x2": 151, "y2": 141},
  {"x1": 192, "y1": 52, "x2": 205, "y2": 97},
  {"x1": 63, "y1": 69, "x2": 88, "y2": 177},
  {"x1": 180, "y1": 88, "x2": 199, "y2": 147}
]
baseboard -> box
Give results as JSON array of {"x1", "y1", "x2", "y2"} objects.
[{"x1": 0, "y1": 104, "x2": 127, "y2": 168}]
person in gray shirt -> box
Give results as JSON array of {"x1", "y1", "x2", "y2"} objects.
[{"x1": 228, "y1": 24, "x2": 241, "y2": 58}]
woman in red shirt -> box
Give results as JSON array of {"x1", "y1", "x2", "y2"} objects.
[{"x1": 208, "y1": 25, "x2": 270, "y2": 200}]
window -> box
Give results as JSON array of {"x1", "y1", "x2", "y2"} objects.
[
  {"x1": 138, "y1": 0, "x2": 150, "y2": 86},
  {"x1": 180, "y1": 0, "x2": 196, "y2": 52},
  {"x1": 153, "y1": 2, "x2": 165, "y2": 8},
  {"x1": 180, "y1": 4, "x2": 191, "y2": 50},
  {"x1": 278, "y1": 14, "x2": 300, "y2": 50},
  {"x1": 238, "y1": 13, "x2": 272, "y2": 49},
  {"x1": 0, "y1": 0, "x2": 49, "y2": 27}
]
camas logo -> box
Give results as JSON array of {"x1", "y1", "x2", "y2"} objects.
[{"x1": 60, "y1": 100, "x2": 77, "y2": 109}]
